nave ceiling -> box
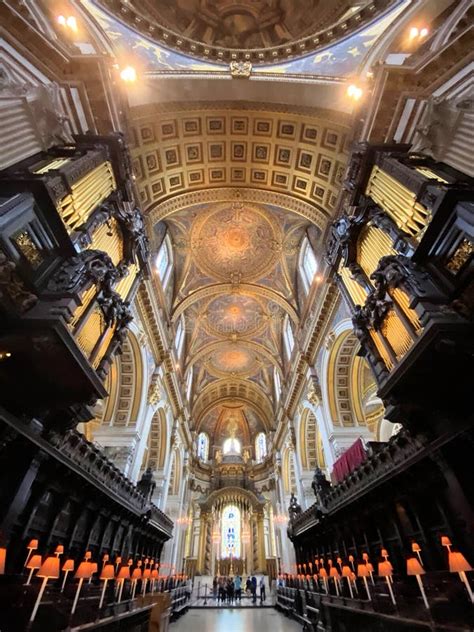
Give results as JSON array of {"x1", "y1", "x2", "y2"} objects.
[{"x1": 128, "y1": 100, "x2": 352, "y2": 447}]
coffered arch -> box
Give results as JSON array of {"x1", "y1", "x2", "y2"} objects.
[
  {"x1": 193, "y1": 379, "x2": 274, "y2": 430},
  {"x1": 186, "y1": 340, "x2": 282, "y2": 375},
  {"x1": 172, "y1": 283, "x2": 299, "y2": 325},
  {"x1": 129, "y1": 102, "x2": 349, "y2": 217}
]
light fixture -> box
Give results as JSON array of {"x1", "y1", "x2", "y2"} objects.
[
  {"x1": 0, "y1": 351, "x2": 11, "y2": 360},
  {"x1": 57, "y1": 15, "x2": 78, "y2": 32},
  {"x1": 117, "y1": 566, "x2": 130, "y2": 602},
  {"x1": 120, "y1": 66, "x2": 137, "y2": 83},
  {"x1": 412, "y1": 542, "x2": 423, "y2": 566},
  {"x1": 409, "y1": 25, "x2": 429, "y2": 42},
  {"x1": 99, "y1": 564, "x2": 115, "y2": 609},
  {"x1": 407, "y1": 557, "x2": 429, "y2": 609},
  {"x1": 378, "y1": 561, "x2": 396, "y2": 605},
  {"x1": 347, "y1": 84, "x2": 363, "y2": 101},
  {"x1": 30, "y1": 557, "x2": 60, "y2": 622},
  {"x1": 26, "y1": 554, "x2": 42, "y2": 585},
  {"x1": 55, "y1": 545, "x2": 64, "y2": 558},
  {"x1": 0, "y1": 548, "x2": 6, "y2": 575},
  {"x1": 61, "y1": 559, "x2": 74, "y2": 592},
  {"x1": 329, "y1": 567, "x2": 340, "y2": 596},
  {"x1": 131, "y1": 567, "x2": 142, "y2": 599},
  {"x1": 448, "y1": 551, "x2": 474, "y2": 603},
  {"x1": 342, "y1": 565, "x2": 354, "y2": 598},
  {"x1": 409, "y1": 26, "x2": 419, "y2": 39},
  {"x1": 72, "y1": 562, "x2": 93, "y2": 614},
  {"x1": 25, "y1": 539, "x2": 38, "y2": 566},
  {"x1": 142, "y1": 568, "x2": 151, "y2": 596},
  {"x1": 357, "y1": 564, "x2": 371, "y2": 600}
]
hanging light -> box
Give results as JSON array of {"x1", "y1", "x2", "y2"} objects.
[{"x1": 120, "y1": 66, "x2": 137, "y2": 83}]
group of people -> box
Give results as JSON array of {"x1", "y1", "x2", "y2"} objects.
[{"x1": 212, "y1": 575, "x2": 266, "y2": 604}]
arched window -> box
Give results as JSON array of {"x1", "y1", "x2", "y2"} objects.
[
  {"x1": 221, "y1": 505, "x2": 241, "y2": 558},
  {"x1": 175, "y1": 318, "x2": 185, "y2": 357},
  {"x1": 155, "y1": 236, "x2": 172, "y2": 287},
  {"x1": 274, "y1": 368, "x2": 282, "y2": 403},
  {"x1": 255, "y1": 432, "x2": 267, "y2": 462},
  {"x1": 186, "y1": 368, "x2": 193, "y2": 402},
  {"x1": 284, "y1": 316, "x2": 295, "y2": 358},
  {"x1": 300, "y1": 237, "x2": 318, "y2": 293},
  {"x1": 223, "y1": 436, "x2": 241, "y2": 455},
  {"x1": 197, "y1": 432, "x2": 209, "y2": 461}
]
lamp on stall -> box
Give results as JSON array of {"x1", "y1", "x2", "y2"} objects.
[
  {"x1": 319, "y1": 567, "x2": 328, "y2": 593},
  {"x1": 362, "y1": 552, "x2": 369, "y2": 563},
  {"x1": 71, "y1": 562, "x2": 93, "y2": 615},
  {"x1": 151, "y1": 569, "x2": 159, "y2": 594},
  {"x1": 102, "y1": 554, "x2": 109, "y2": 572},
  {"x1": 448, "y1": 552, "x2": 474, "y2": 603},
  {"x1": 142, "y1": 568, "x2": 152, "y2": 596},
  {"x1": 26, "y1": 554, "x2": 42, "y2": 585},
  {"x1": 54, "y1": 545, "x2": 64, "y2": 558},
  {"x1": 117, "y1": 566, "x2": 130, "y2": 602},
  {"x1": 341, "y1": 566, "x2": 354, "y2": 598},
  {"x1": 25, "y1": 539, "x2": 39, "y2": 566},
  {"x1": 407, "y1": 557, "x2": 429, "y2": 609},
  {"x1": 84, "y1": 551, "x2": 92, "y2": 561},
  {"x1": 61, "y1": 559, "x2": 74, "y2": 592},
  {"x1": 366, "y1": 562, "x2": 375, "y2": 585},
  {"x1": 329, "y1": 567, "x2": 341, "y2": 596},
  {"x1": 378, "y1": 561, "x2": 396, "y2": 606},
  {"x1": 336, "y1": 557, "x2": 343, "y2": 572},
  {"x1": 88, "y1": 562, "x2": 98, "y2": 584},
  {"x1": 412, "y1": 542, "x2": 423, "y2": 566},
  {"x1": 441, "y1": 536, "x2": 452, "y2": 553},
  {"x1": 30, "y1": 556, "x2": 60, "y2": 622},
  {"x1": 99, "y1": 564, "x2": 115, "y2": 609},
  {"x1": 115, "y1": 556, "x2": 122, "y2": 573},
  {"x1": 348, "y1": 555, "x2": 355, "y2": 572},
  {"x1": 131, "y1": 567, "x2": 142, "y2": 599},
  {"x1": 357, "y1": 564, "x2": 371, "y2": 601},
  {"x1": 0, "y1": 548, "x2": 6, "y2": 575}
]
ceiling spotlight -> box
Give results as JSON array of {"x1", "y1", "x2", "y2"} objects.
[
  {"x1": 0, "y1": 351, "x2": 12, "y2": 361},
  {"x1": 66, "y1": 16, "x2": 78, "y2": 31},
  {"x1": 420, "y1": 27, "x2": 429, "y2": 38},
  {"x1": 57, "y1": 15, "x2": 66, "y2": 26},
  {"x1": 347, "y1": 84, "x2": 363, "y2": 101},
  {"x1": 409, "y1": 26, "x2": 419, "y2": 40},
  {"x1": 120, "y1": 66, "x2": 137, "y2": 83}
]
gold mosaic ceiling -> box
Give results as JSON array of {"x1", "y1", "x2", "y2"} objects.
[{"x1": 98, "y1": 0, "x2": 396, "y2": 63}]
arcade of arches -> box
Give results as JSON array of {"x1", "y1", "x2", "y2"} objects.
[{"x1": 0, "y1": 1, "x2": 473, "y2": 631}]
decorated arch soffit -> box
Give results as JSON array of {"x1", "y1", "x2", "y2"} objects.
[{"x1": 84, "y1": 0, "x2": 409, "y2": 77}]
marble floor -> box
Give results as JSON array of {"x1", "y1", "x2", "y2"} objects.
[{"x1": 170, "y1": 608, "x2": 302, "y2": 632}]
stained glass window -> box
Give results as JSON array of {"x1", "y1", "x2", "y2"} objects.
[
  {"x1": 255, "y1": 432, "x2": 267, "y2": 462},
  {"x1": 221, "y1": 505, "x2": 241, "y2": 558},
  {"x1": 197, "y1": 432, "x2": 209, "y2": 461}
]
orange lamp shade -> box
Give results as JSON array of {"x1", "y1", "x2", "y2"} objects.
[
  {"x1": 116, "y1": 557, "x2": 122, "y2": 564},
  {"x1": 117, "y1": 566, "x2": 130, "y2": 580},
  {"x1": 0, "y1": 548, "x2": 6, "y2": 575},
  {"x1": 329, "y1": 567, "x2": 340, "y2": 578},
  {"x1": 103, "y1": 554, "x2": 109, "y2": 562},
  {"x1": 90, "y1": 563, "x2": 98, "y2": 575},
  {"x1": 449, "y1": 552, "x2": 473, "y2": 573},
  {"x1": 412, "y1": 542, "x2": 421, "y2": 553},
  {"x1": 62, "y1": 559, "x2": 74, "y2": 572},
  {"x1": 137, "y1": 561, "x2": 142, "y2": 568},
  {"x1": 319, "y1": 568, "x2": 328, "y2": 578},
  {"x1": 85, "y1": 551, "x2": 92, "y2": 560},
  {"x1": 131, "y1": 568, "x2": 142, "y2": 580},
  {"x1": 75, "y1": 562, "x2": 93, "y2": 579},
  {"x1": 313, "y1": 574, "x2": 318, "y2": 580},
  {"x1": 357, "y1": 564, "x2": 369, "y2": 577},
  {"x1": 100, "y1": 564, "x2": 115, "y2": 580},
  {"x1": 349, "y1": 555, "x2": 354, "y2": 562},
  {"x1": 378, "y1": 561, "x2": 392, "y2": 577},
  {"x1": 143, "y1": 569, "x2": 151, "y2": 579},
  {"x1": 27, "y1": 539, "x2": 39, "y2": 550},
  {"x1": 27, "y1": 555, "x2": 42, "y2": 570},
  {"x1": 337, "y1": 557, "x2": 342, "y2": 564},
  {"x1": 441, "y1": 536, "x2": 452, "y2": 547},
  {"x1": 37, "y1": 556, "x2": 60, "y2": 579},
  {"x1": 341, "y1": 566, "x2": 352, "y2": 577},
  {"x1": 151, "y1": 570, "x2": 159, "y2": 579},
  {"x1": 319, "y1": 558, "x2": 324, "y2": 565},
  {"x1": 127, "y1": 559, "x2": 133, "y2": 566},
  {"x1": 381, "y1": 549, "x2": 388, "y2": 557},
  {"x1": 362, "y1": 553, "x2": 369, "y2": 561},
  {"x1": 55, "y1": 545, "x2": 64, "y2": 555},
  {"x1": 407, "y1": 557, "x2": 425, "y2": 576}
]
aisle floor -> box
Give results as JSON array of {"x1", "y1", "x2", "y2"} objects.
[{"x1": 170, "y1": 608, "x2": 302, "y2": 632}]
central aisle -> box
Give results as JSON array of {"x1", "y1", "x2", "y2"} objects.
[{"x1": 170, "y1": 608, "x2": 302, "y2": 632}]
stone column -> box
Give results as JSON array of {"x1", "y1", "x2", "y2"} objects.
[{"x1": 256, "y1": 511, "x2": 266, "y2": 573}]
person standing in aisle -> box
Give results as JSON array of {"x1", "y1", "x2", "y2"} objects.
[{"x1": 259, "y1": 577, "x2": 266, "y2": 603}]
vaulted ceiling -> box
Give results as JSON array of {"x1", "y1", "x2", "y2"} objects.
[{"x1": 128, "y1": 102, "x2": 351, "y2": 444}]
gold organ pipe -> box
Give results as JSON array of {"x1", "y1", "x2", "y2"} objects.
[
  {"x1": 391, "y1": 287, "x2": 423, "y2": 333},
  {"x1": 69, "y1": 284, "x2": 97, "y2": 329},
  {"x1": 358, "y1": 224, "x2": 396, "y2": 280},
  {"x1": 366, "y1": 166, "x2": 431, "y2": 239},
  {"x1": 338, "y1": 263, "x2": 367, "y2": 305},
  {"x1": 370, "y1": 330, "x2": 395, "y2": 371},
  {"x1": 92, "y1": 325, "x2": 116, "y2": 368},
  {"x1": 34, "y1": 158, "x2": 71, "y2": 174},
  {"x1": 88, "y1": 219, "x2": 123, "y2": 265},
  {"x1": 115, "y1": 263, "x2": 138, "y2": 301},
  {"x1": 381, "y1": 309, "x2": 414, "y2": 360},
  {"x1": 58, "y1": 161, "x2": 116, "y2": 232},
  {"x1": 75, "y1": 306, "x2": 103, "y2": 360}
]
